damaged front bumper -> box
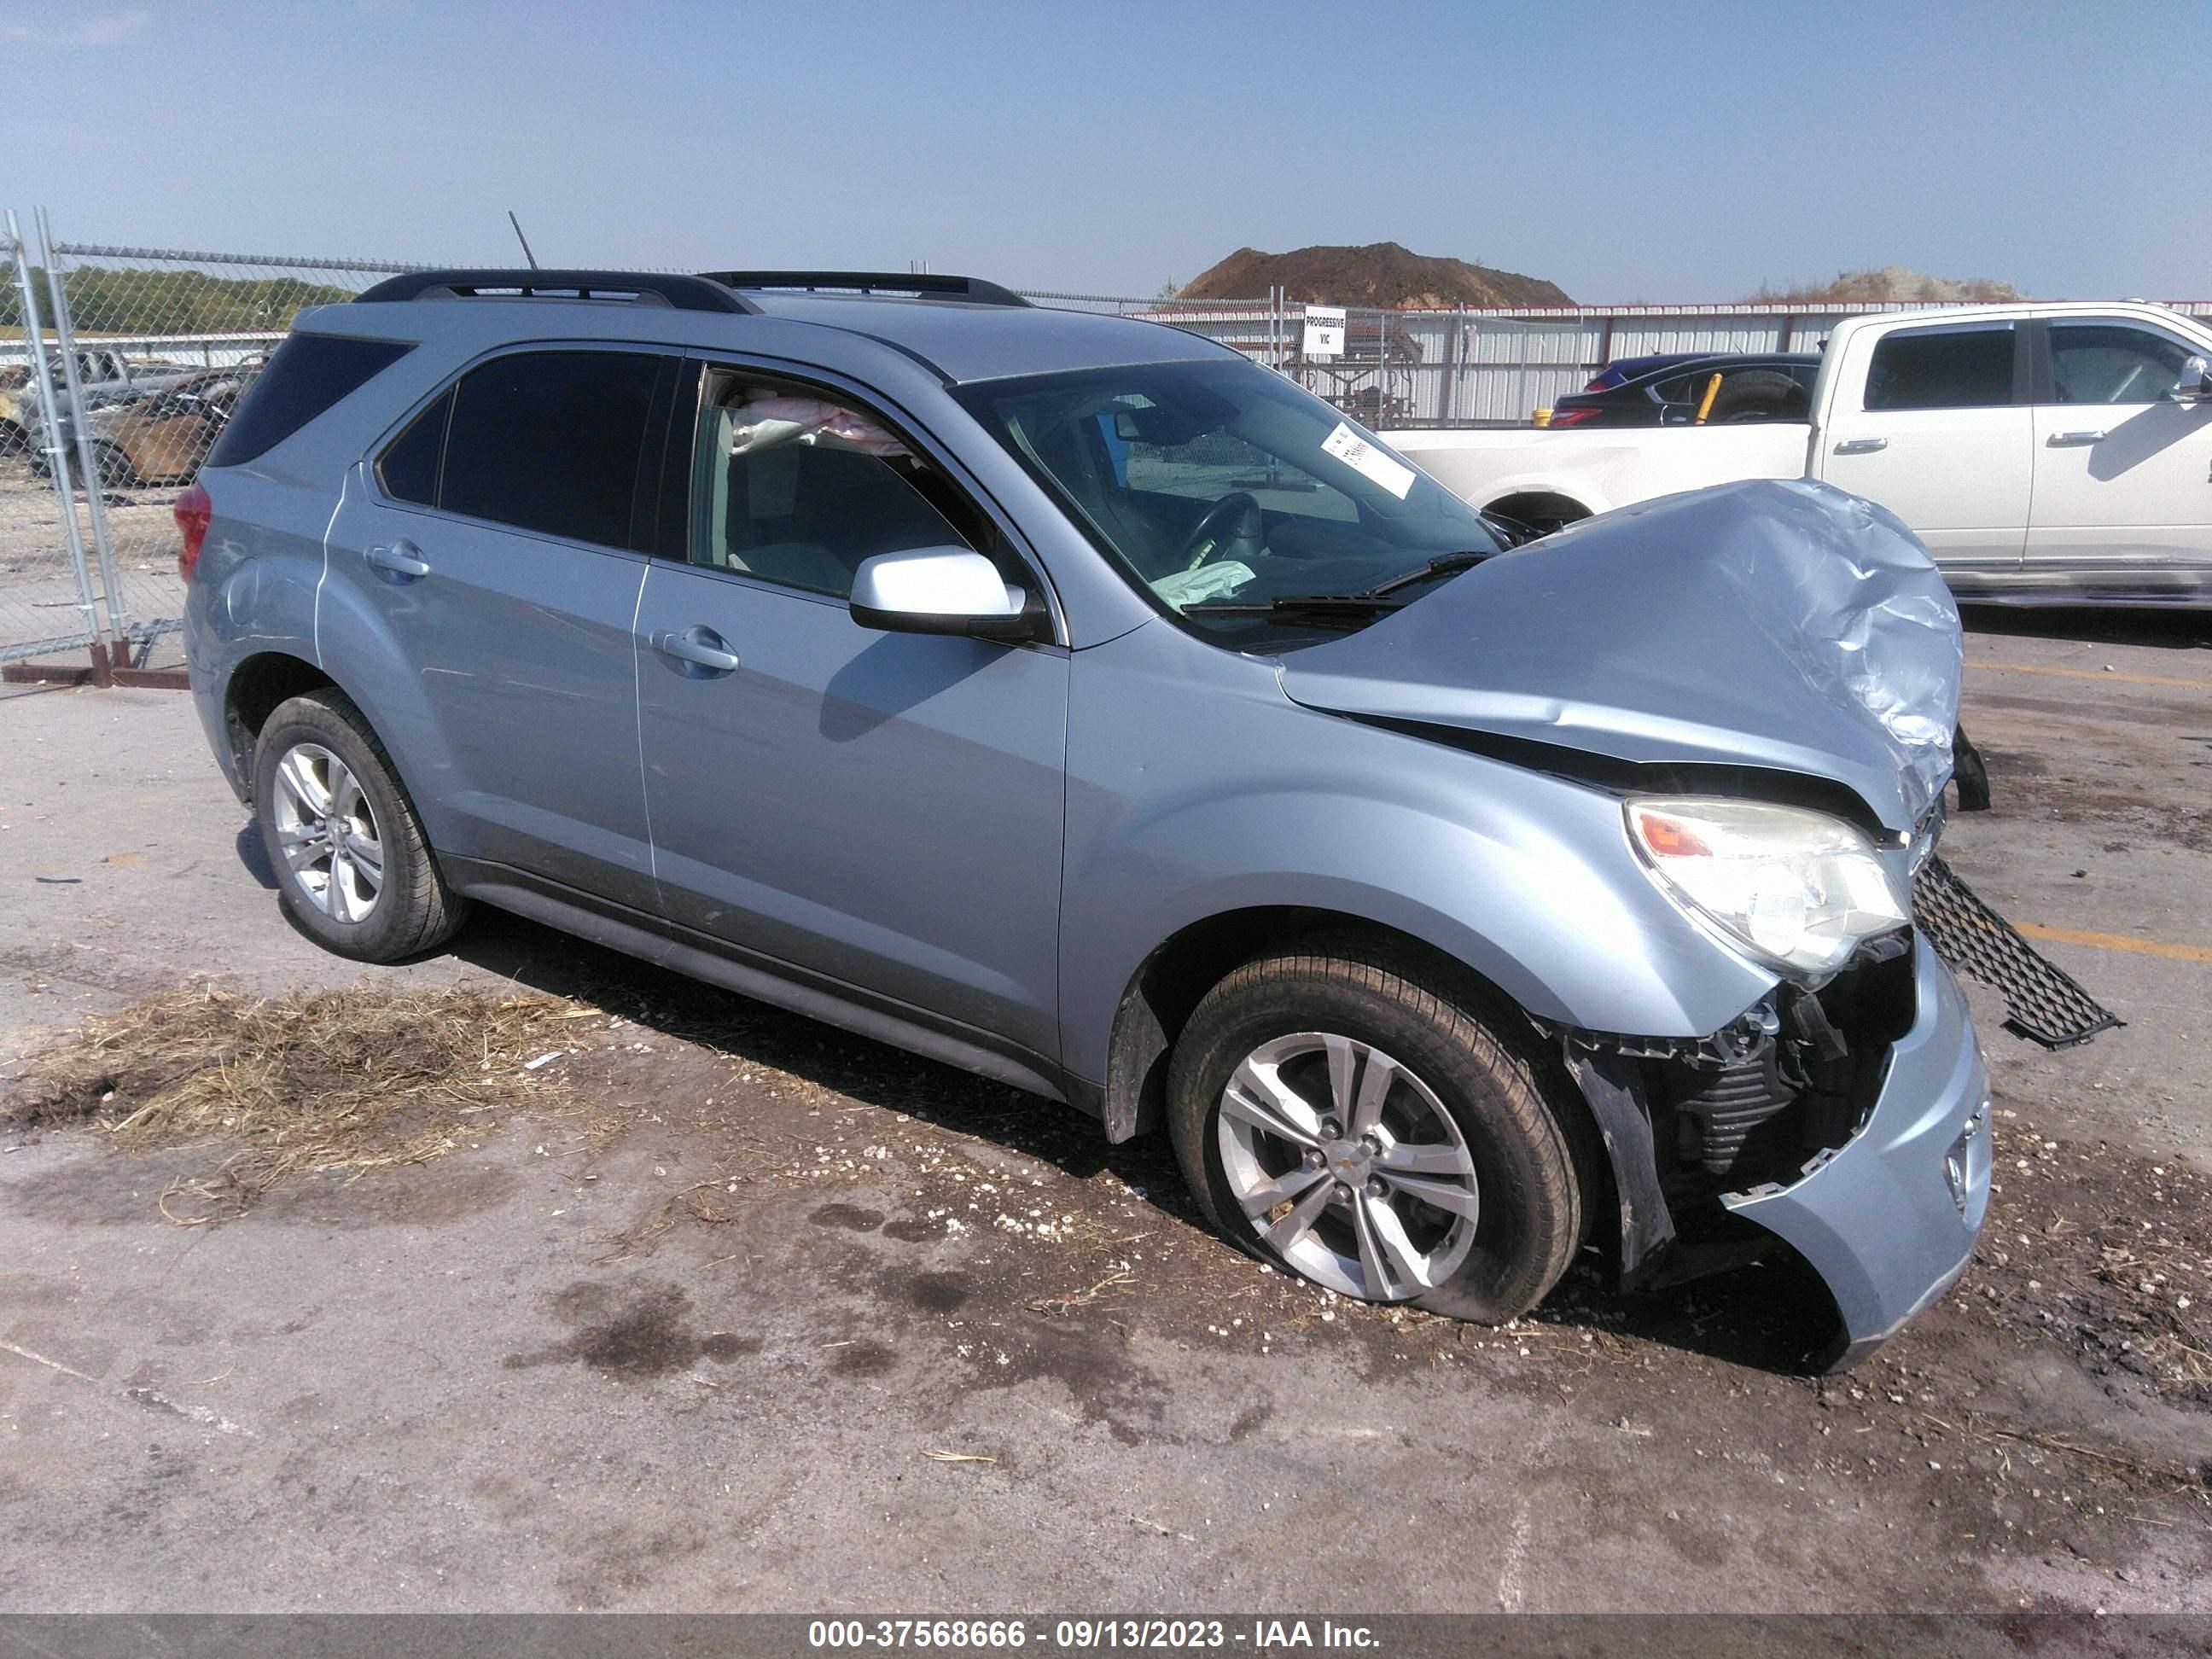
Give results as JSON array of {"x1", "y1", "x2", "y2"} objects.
[
  {"x1": 1560, "y1": 934, "x2": 1993, "y2": 1370},
  {"x1": 1723, "y1": 937, "x2": 1991, "y2": 1369}
]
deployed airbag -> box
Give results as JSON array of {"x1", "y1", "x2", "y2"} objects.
[{"x1": 727, "y1": 394, "x2": 911, "y2": 458}]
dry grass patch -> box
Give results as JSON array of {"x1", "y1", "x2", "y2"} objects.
[{"x1": 9, "y1": 985, "x2": 592, "y2": 1221}]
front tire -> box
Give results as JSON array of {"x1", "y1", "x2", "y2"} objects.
[
  {"x1": 253, "y1": 689, "x2": 468, "y2": 961},
  {"x1": 1167, "y1": 943, "x2": 1582, "y2": 1323}
]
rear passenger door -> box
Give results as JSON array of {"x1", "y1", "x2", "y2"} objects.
[
  {"x1": 1818, "y1": 319, "x2": 2030, "y2": 573},
  {"x1": 323, "y1": 346, "x2": 679, "y2": 912},
  {"x1": 632, "y1": 361, "x2": 1068, "y2": 1062}
]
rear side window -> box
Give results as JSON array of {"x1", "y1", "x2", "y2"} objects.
[
  {"x1": 437, "y1": 351, "x2": 667, "y2": 549},
  {"x1": 1865, "y1": 323, "x2": 2015, "y2": 411},
  {"x1": 378, "y1": 388, "x2": 451, "y2": 506},
  {"x1": 205, "y1": 332, "x2": 414, "y2": 467}
]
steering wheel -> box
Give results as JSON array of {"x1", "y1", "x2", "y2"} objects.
[{"x1": 1176, "y1": 491, "x2": 1264, "y2": 571}]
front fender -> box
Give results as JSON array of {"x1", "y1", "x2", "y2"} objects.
[{"x1": 1057, "y1": 626, "x2": 1776, "y2": 1087}]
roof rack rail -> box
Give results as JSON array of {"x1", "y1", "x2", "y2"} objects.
[
  {"x1": 353, "y1": 270, "x2": 759, "y2": 314},
  {"x1": 699, "y1": 271, "x2": 1031, "y2": 308}
]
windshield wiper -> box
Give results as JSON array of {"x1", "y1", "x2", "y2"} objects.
[
  {"x1": 1181, "y1": 551, "x2": 1493, "y2": 623},
  {"x1": 1184, "y1": 594, "x2": 1408, "y2": 621},
  {"x1": 1358, "y1": 550, "x2": 1493, "y2": 598}
]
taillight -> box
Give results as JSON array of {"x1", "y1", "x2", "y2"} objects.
[
  {"x1": 1546, "y1": 406, "x2": 1603, "y2": 428},
  {"x1": 174, "y1": 480, "x2": 212, "y2": 581},
  {"x1": 1582, "y1": 377, "x2": 1608, "y2": 392}
]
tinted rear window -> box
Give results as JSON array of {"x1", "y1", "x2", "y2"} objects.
[
  {"x1": 437, "y1": 350, "x2": 667, "y2": 549},
  {"x1": 1865, "y1": 324, "x2": 2015, "y2": 411},
  {"x1": 205, "y1": 332, "x2": 414, "y2": 466}
]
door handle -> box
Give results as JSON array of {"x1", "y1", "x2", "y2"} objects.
[
  {"x1": 651, "y1": 627, "x2": 742, "y2": 674},
  {"x1": 1833, "y1": 436, "x2": 1887, "y2": 455},
  {"x1": 365, "y1": 539, "x2": 431, "y2": 579},
  {"x1": 2047, "y1": 429, "x2": 2106, "y2": 446}
]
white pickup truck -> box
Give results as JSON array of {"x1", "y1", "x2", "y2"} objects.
[{"x1": 1392, "y1": 301, "x2": 2212, "y2": 604}]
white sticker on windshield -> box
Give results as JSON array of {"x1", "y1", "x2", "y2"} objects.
[{"x1": 1320, "y1": 422, "x2": 1417, "y2": 500}]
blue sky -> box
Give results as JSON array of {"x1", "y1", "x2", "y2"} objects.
[{"x1": 8, "y1": 0, "x2": 2209, "y2": 303}]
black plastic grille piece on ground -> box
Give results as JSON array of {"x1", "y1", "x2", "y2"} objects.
[{"x1": 1912, "y1": 855, "x2": 2122, "y2": 1049}]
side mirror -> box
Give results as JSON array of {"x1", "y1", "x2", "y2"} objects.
[
  {"x1": 2178, "y1": 355, "x2": 2212, "y2": 401},
  {"x1": 849, "y1": 546, "x2": 1046, "y2": 643}
]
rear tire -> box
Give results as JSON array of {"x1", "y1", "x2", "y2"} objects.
[
  {"x1": 253, "y1": 689, "x2": 468, "y2": 962},
  {"x1": 1167, "y1": 942, "x2": 1582, "y2": 1323}
]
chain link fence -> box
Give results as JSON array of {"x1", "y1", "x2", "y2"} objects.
[
  {"x1": 3, "y1": 228, "x2": 1598, "y2": 681},
  {"x1": 3, "y1": 212, "x2": 104, "y2": 672},
  {"x1": 2, "y1": 214, "x2": 429, "y2": 678},
  {"x1": 39, "y1": 212, "x2": 2180, "y2": 684},
  {"x1": 1016, "y1": 288, "x2": 1591, "y2": 425}
]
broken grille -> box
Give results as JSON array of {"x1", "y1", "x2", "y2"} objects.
[{"x1": 1912, "y1": 855, "x2": 2122, "y2": 1049}]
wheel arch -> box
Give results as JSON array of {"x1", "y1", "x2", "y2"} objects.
[
  {"x1": 1103, "y1": 903, "x2": 1621, "y2": 1258},
  {"x1": 1482, "y1": 489, "x2": 1592, "y2": 533},
  {"x1": 222, "y1": 650, "x2": 341, "y2": 790},
  {"x1": 1104, "y1": 905, "x2": 1559, "y2": 1129}
]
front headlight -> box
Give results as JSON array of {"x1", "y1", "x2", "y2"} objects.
[{"x1": 1625, "y1": 796, "x2": 1909, "y2": 982}]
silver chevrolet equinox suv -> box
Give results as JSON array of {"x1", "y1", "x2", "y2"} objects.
[{"x1": 181, "y1": 268, "x2": 2005, "y2": 1366}]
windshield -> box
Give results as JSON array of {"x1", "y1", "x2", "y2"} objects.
[{"x1": 953, "y1": 358, "x2": 1504, "y2": 646}]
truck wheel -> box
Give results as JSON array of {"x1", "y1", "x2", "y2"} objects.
[
  {"x1": 1167, "y1": 942, "x2": 1582, "y2": 1323},
  {"x1": 253, "y1": 689, "x2": 468, "y2": 961},
  {"x1": 1707, "y1": 370, "x2": 1810, "y2": 424},
  {"x1": 1484, "y1": 492, "x2": 1589, "y2": 537}
]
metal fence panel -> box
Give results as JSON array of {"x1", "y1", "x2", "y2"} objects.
[
  {"x1": 2, "y1": 212, "x2": 102, "y2": 667},
  {"x1": 6, "y1": 225, "x2": 431, "y2": 672},
  {"x1": 1018, "y1": 294, "x2": 1602, "y2": 426}
]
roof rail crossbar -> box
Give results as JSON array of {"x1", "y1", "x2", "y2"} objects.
[
  {"x1": 700, "y1": 271, "x2": 1031, "y2": 308},
  {"x1": 354, "y1": 270, "x2": 760, "y2": 314}
]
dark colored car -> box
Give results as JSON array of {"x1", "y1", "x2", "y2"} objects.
[
  {"x1": 1580, "y1": 351, "x2": 1715, "y2": 392},
  {"x1": 1551, "y1": 353, "x2": 1822, "y2": 428}
]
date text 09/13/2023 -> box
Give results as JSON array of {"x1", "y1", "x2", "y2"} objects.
[{"x1": 806, "y1": 1618, "x2": 1380, "y2": 1650}]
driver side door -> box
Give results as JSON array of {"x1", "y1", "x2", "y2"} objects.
[{"x1": 633, "y1": 360, "x2": 1071, "y2": 1063}]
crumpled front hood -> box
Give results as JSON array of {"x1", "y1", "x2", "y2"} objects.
[{"x1": 1278, "y1": 478, "x2": 1963, "y2": 832}]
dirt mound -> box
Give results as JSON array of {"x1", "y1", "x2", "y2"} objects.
[
  {"x1": 1180, "y1": 242, "x2": 1572, "y2": 309},
  {"x1": 1749, "y1": 265, "x2": 2021, "y2": 305}
]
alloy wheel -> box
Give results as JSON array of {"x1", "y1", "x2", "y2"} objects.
[
  {"x1": 270, "y1": 742, "x2": 384, "y2": 923},
  {"x1": 1215, "y1": 1031, "x2": 1480, "y2": 1301}
]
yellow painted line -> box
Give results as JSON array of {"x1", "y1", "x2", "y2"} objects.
[
  {"x1": 2013, "y1": 921, "x2": 2212, "y2": 964},
  {"x1": 1965, "y1": 660, "x2": 2212, "y2": 691}
]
